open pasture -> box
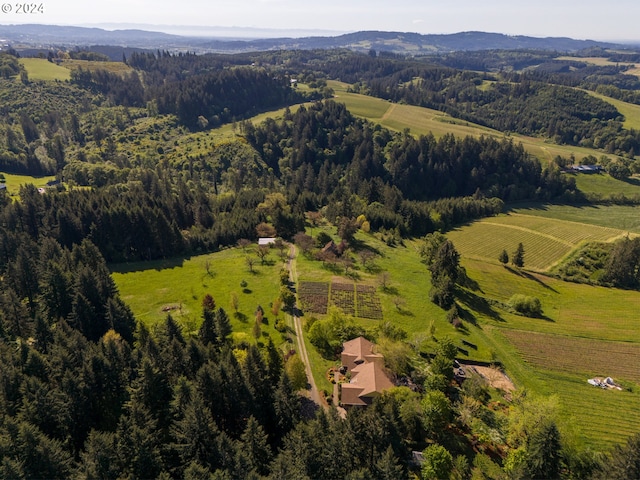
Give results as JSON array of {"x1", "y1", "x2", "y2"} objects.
[
  {"x1": 558, "y1": 56, "x2": 640, "y2": 78},
  {"x1": 447, "y1": 213, "x2": 623, "y2": 271},
  {"x1": 585, "y1": 89, "x2": 640, "y2": 131},
  {"x1": 19, "y1": 58, "x2": 71, "y2": 81},
  {"x1": 502, "y1": 330, "x2": 640, "y2": 383},
  {"x1": 574, "y1": 172, "x2": 640, "y2": 198},
  {"x1": 462, "y1": 258, "x2": 640, "y2": 342},
  {"x1": 111, "y1": 247, "x2": 285, "y2": 338},
  {"x1": 511, "y1": 203, "x2": 640, "y2": 233}
]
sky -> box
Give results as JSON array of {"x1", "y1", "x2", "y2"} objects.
[{"x1": 2, "y1": 0, "x2": 639, "y2": 42}]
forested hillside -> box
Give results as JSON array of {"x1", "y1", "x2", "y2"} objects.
[{"x1": 1, "y1": 45, "x2": 640, "y2": 479}]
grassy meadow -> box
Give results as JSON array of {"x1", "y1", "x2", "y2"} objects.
[
  {"x1": 60, "y1": 59, "x2": 133, "y2": 75},
  {"x1": 111, "y1": 245, "x2": 290, "y2": 344},
  {"x1": 573, "y1": 172, "x2": 640, "y2": 197},
  {"x1": 111, "y1": 210, "x2": 640, "y2": 450},
  {"x1": 19, "y1": 58, "x2": 71, "y2": 81},
  {"x1": 585, "y1": 89, "x2": 640, "y2": 130}
]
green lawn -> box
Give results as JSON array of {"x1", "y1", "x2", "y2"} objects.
[{"x1": 19, "y1": 58, "x2": 71, "y2": 81}]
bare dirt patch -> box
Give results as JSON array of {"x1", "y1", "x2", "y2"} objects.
[{"x1": 462, "y1": 364, "x2": 516, "y2": 392}]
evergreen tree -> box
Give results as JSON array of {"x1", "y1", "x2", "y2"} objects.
[
  {"x1": 273, "y1": 372, "x2": 301, "y2": 438},
  {"x1": 499, "y1": 249, "x2": 509, "y2": 265},
  {"x1": 512, "y1": 242, "x2": 525, "y2": 268},
  {"x1": 171, "y1": 391, "x2": 223, "y2": 472},
  {"x1": 374, "y1": 446, "x2": 406, "y2": 480},
  {"x1": 238, "y1": 416, "x2": 272, "y2": 477},
  {"x1": 524, "y1": 420, "x2": 563, "y2": 480}
]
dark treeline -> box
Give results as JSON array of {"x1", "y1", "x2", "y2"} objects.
[
  {"x1": 71, "y1": 57, "x2": 306, "y2": 130},
  {"x1": 0, "y1": 288, "x2": 413, "y2": 478},
  {"x1": 0, "y1": 176, "x2": 270, "y2": 263},
  {"x1": 0, "y1": 99, "x2": 573, "y2": 265},
  {"x1": 0, "y1": 216, "x2": 412, "y2": 478},
  {"x1": 152, "y1": 68, "x2": 301, "y2": 130},
  {"x1": 70, "y1": 68, "x2": 146, "y2": 107},
  {"x1": 367, "y1": 73, "x2": 627, "y2": 147}
]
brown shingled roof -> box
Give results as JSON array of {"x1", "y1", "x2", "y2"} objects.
[{"x1": 340, "y1": 337, "x2": 394, "y2": 407}]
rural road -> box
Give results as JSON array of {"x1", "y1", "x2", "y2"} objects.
[{"x1": 287, "y1": 244, "x2": 327, "y2": 410}]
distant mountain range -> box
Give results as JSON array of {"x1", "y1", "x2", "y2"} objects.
[{"x1": 0, "y1": 24, "x2": 631, "y2": 55}]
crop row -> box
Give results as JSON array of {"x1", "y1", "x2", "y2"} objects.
[
  {"x1": 298, "y1": 281, "x2": 383, "y2": 319},
  {"x1": 491, "y1": 214, "x2": 621, "y2": 243},
  {"x1": 502, "y1": 329, "x2": 640, "y2": 383},
  {"x1": 330, "y1": 283, "x2": 356, "y2": 316},
  {"x1": 448, "y1": 223, "x2": 572, "y2": 270},
  {"x1": 298, "y1": 282, "x2": 329, "y2": 314}
]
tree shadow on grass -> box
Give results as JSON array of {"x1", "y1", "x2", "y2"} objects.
[
  {"x1": 504, "y1": 266, "x2": 558, "y2": 293},
  {"x1": 380, "y1": 286, "x2": 399, "y2": 296},
  {"x1": 456, "y1": 289, "x2": 504, "y2": 323},
  {"x1": 109, "y1": 255, "x2": 190, "y2": 274},
  {"x1": 234, "y1": 312, "x2": 248, "y2": 322}
]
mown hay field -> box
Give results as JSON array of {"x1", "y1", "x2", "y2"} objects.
[{"x1": 502, "y1": 330, "x2": 640, "y2": 383}]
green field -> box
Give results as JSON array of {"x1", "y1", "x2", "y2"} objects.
[
  {"x1": 573, "y1": 172, "x2": 640, "y2": 197},
  {"x1": 446, "y1": 213, "x2": 624, "y2": 271},
  {"x1": 19, "y1": 58, "x2": 71, "y2": 81},
  {"x1": 328, "y1": 80, "x2": 628, "y2": 165},
  {"x1": 111, "y1": 246, "x2": 288, "y2": 342},
  {"x1": 585, "y1": 90, "x2": 640, "y2": 130},
  {"x1": 511, "y1": 203, "x2": 640, "y2": 233},
  {"x1": 0, "y1": 171, "x2": 56, "y2": 195}
]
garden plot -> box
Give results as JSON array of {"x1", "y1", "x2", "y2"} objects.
[
  {"x1": 298, "y1": 282, "x2": 329, "y2": 314},
  {"x1": 355, "y1": 284, "x2": 383, "y2": 320},
  {"x1": 330, "y1": 282, "x2": 356, "y2": 316},
  {"x1": 299, "y1": 281, "x2": 383, "y2": 319}
]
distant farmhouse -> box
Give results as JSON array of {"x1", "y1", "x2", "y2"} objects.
[
  {"x1": 340, "y1": 337, "x2": 394, "y2": 407},
  {"x1": 568, "y1": 164, "x2": 603, "y2": 173}
]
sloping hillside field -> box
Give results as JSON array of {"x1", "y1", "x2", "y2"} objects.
[{"x1": 447, "y1": 213, "x2": 623, "y2": 270}]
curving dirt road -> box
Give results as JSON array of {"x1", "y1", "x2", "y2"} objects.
[{"x1": 287, "y1": 244, "x2": 326, "y2": 410}]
